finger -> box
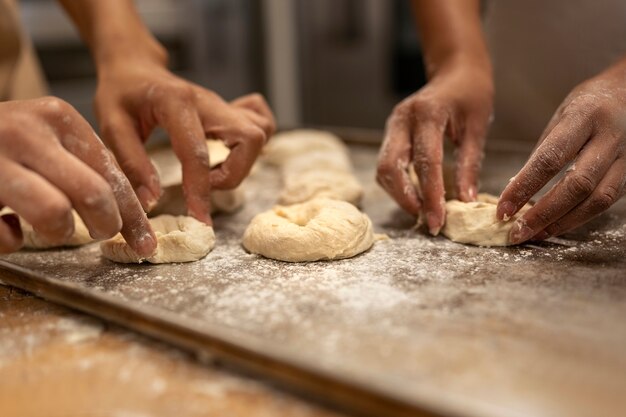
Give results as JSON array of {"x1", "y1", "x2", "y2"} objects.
[
  {"x1": 100, "y1": 112, "x2": 162, "y2": 212},
  {"x1": 231, "y1": 93, "x2": 276, "y2": 136},
  {"x1": 11, "y1": 130, "x2": 122, "y2": 240},
  {"x1": 413, "y1": 116, "x2": 447, "y2": 235},
  {"x1": 508, "y1": 135, "x2": 618, "y2": 244},
  {"x1": 0, "y1": 213, "x2": 23, "y2": 254},
  {"x1": 53, "y1": 116, "x2": 157, "y2": 257},
  {"x1": 156, "y1": 98, "x2": 213, "y2": 224},
  {"x1": 376, "y1": 113, "x2": 421, "y2": 215},
  {"x1": 544, "y1": 156, "x2": 626, "y2": 237},
  {"x1": 0, "y1": 155, "x2": 74, "y2": 245},
  {"x1": 207, "y1": 124, "x2": 266, "y2": 190},
  {"x1": 497, "y1": 114, "x2": 592, "y2": 221},
  {"x1": 236, "y1": 107, "x2": 275, "y2": 140},
  {"x1": 454, "y1": 116, "x2": 487, "y2": 202}
]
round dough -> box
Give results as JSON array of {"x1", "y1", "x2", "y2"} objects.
[
  {"x1": 280, "y1": 170, "x2": 363, "y2": 206},
  {"x1": 101, "y1": 215, "x2": 215, "y2": 264},
  {"x1": 242, "y1": 198, "x2": 375, "y2": 262},
  {"x1": 441, "y1": 193, "x2": 532, "y2": 246}
]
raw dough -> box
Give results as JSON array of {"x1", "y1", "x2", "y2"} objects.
[
  {"x1": 150, "y1": 139, "x2": 245, "y2": 216},
  {"x1": 280, "y1": 170, "x2": 363, "y2": 206},
  {"x1": 101, "y1": 215, "x2": 215, "y2": 264},
  {"x1": 0, "y1": 208, "x2": 94, "y2": 249},
  {"x1": 243, "y1": 198, "x2": 375, "y2": 262},
  {"x1": 263, "y1": 130, "x2": 348, "y2": 166},
  {"x1": 263, "y1": 129, "x2": 363, "y2": 205},
  {"x1": 441, "y1": 193, "x2": 532, "y2": 246}
]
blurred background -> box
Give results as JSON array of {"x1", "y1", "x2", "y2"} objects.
[{"x1": 18, "y1": 0, "x2": 427, "y2": 133}]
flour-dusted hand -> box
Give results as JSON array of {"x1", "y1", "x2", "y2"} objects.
[
  {"x1": 95, "y1": 63, "x2": 275, "y2": 225},
  {"x1": 0, "y1": 98, "x2": 156, "y2": 255},
  {"x1": 57, "y1": 0, "x2": 275, "y2": 226},
  {"x1": 498, "y1": 59, "x2": 626, "y2": 244},
  {"x1": 376, "y1": 0, "x2": 493, "y2": 235}
]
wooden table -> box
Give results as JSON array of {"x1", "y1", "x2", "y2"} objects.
[{"x1": 0, "y1": 285, "x2": 344, "y2": 417}]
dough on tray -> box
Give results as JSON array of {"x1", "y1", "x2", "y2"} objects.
[
  {"x1": 262, "y1": 130, "x2": 349, "y2": 167},
  {"x1": 262, "y1": 129, "x2": 363, "y2": 205},
  {"x1": 101, "y1": 215, "x2": 215, "y2": 264},
  {"x1": 243, "y1": 198, "x2": 376, "y2": 262},
  {"x1": 150, "y1": 139, "x2": 245, "y2": 216},
  {"x1": 441, "y1": 193, "x2": 532, "y2": 246},
  {"x1": 280, "y1": 170, "x2": 363, "y2": 206}
]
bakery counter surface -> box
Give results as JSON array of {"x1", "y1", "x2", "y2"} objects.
[
  {"x1": 1, "y1": 143, "x2": 625, "y2": 417},
  {"x1": 0, "y1": 286, "x2": 345, "y2": 417}
]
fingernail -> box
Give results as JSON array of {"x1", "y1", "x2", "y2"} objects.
[
  {"x1": 426, "y1": 212, "x2": 441, "y2": 236},
  {"x1": 509, "y1": 220, "x2": 534, "y2": 244},
  {"x1": 134, "y1": 232, "x2": 157, "y2": 257},
  {"x1": 136, "y1": 185, "x2": 157, "y2": 212},
  {"x1": 468, "y1": 186, "x2": 477, "y2": 201},
  {"x1": 498, "y1": 200, "x2": 516, "y2": 221}
]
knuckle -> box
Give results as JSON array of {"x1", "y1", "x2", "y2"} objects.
[
  {"x1": 592, "y1": 185, "x2": 620, "y2": 211},
  {"x1": 43, "y1": 199, "x2": 72, "y2": 222},
  {"x1": 241, "y1": 126, "x2": 266, "y2": 146},
  {"x1": 81, "y1": 187, "x2": 113, "y2": 212},
  {"x1": 531, "y1": 209, "x2": 553, "y2": 227},
  {"x1": 533, "y1": 148, "x2": 563, "y2": 176},
  {"x1": 175, "y1": 85, "x2": 196, "y2": 103},
  {"x1": 214, "y1": 172, "x2": 241, "y2": 190},
  {"x1": 248, "y1": 92, "x2": 265, "y2": 104},
  {"x1": 39, "y1": 96, "x2": 74, "y2": 116},
  {"x1": 564, "y1": 173, "x2": 595, "y2": 198}
]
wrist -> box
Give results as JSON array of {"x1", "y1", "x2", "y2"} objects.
[{"x1": 93, "y1": 32, "x2": 168, "y2": 73}]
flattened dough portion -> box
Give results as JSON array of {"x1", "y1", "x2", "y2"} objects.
[
  {"x1": 441, "y1": 193, "x2": 532, "y2": 246},
  {"x1": 101, "y1": 215, "x2": 215, "y2": 264},
  {"x1": 263, "y1": 129, "x2": 363, "y2": 205},
  {"x1": 243, "y1": 198, "x2": 375, "y2": 262}
]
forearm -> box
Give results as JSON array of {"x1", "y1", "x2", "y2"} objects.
[
  {"x1": 411, "y1": 0, "x2": 490, "y2": 78},
  {"x1": 56, "y1": 0, "x2": 167, "y2": 68}
]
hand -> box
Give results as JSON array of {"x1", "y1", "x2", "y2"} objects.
[
  {"x1": 377, "y1": 61, "x2": 493, "y2": 234},
  {"x1": 0, "y1": 97, "x2": 156, "y2": 255},
  {"x1": 498, "y1": 60, "x2": 626, "y2": 244},
  {"x1": 94, "y1": 60, "x2": 275, "y2": 225}
]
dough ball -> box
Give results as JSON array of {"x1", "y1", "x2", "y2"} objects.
[
  {"x1": 282, "y1": 150, "x2": 352, "y2": 174},
  {"x1": 441, "y1": 193, "x2": 532, "y2": 246},
  {"x1": 263, "y1": 130, "x2": 347, "y2": 166},
  {"x1": 150, "y1": 139, "x2": 245, "y2": 216},
  {"x1": 101, "y1": 215, "x2": 215, "y2": 264},
  {"x1": 263, "y1": 129, "x2": 363, "y2": 206},
  {"x1": 243, "y1": 198, "x2": 375, "y2": 262},
  {"x1": 280, "y1": 170, "x2": 363, "y2": 206}
]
